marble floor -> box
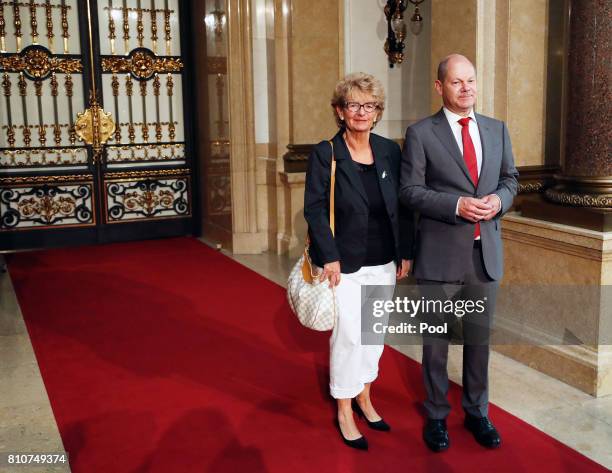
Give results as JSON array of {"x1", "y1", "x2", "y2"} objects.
[
  {"x1": 1, "y1": 243, "x2": 611, "y2": 473},
  {"x1": 0, "y1": 256, "x2": 69, "y2": 473}
]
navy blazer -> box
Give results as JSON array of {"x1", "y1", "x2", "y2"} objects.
[{"x1": 304, "y1": 129, "x2": 415, "y2": 274}]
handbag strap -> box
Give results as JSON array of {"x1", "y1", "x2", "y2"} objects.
[
  {"x1": 329, "y1": 140, "x2": 336, "y2": 236},
  {"x1": 305, "y1": 140, "x2": 336, "y2": 246},
  {"x1": 302, "y1": 141, "x2": 335, "y2": 282}
]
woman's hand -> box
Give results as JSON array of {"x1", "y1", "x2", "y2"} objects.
[
  {"x1": 396, "y1": 259, "x2": 412, "y2": 280},
  {"x1": 320, "y1": 261, "x2": 341, "y2": 288}
]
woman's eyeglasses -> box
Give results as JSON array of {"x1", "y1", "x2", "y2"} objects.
[{"x1": 344, "y1": 102, "x2": 378, "y2": 113}]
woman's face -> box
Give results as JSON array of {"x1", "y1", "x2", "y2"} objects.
[{"x1": 336, "y1": 91, "x2": 379, "y2": 133}]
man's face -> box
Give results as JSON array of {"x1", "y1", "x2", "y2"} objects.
[{"x1": 435, "y1": 58, "x2": 477, "y2": 115}]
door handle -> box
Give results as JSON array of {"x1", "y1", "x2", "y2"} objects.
[{"x1": 74, "y1": 92, "x2": 116, "y2": 165}]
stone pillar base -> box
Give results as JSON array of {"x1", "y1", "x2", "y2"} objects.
[
  {"x1": 499, "y1": 212, "x2": 612, "y2": 396},
  {"x1": 277, "y1": 172, "x2": 307, "y2": 259},
  {"x1": 232, "y1": 232, "x2": 267, "y2": 254},
  {"x1": 495, "y1": 345, "x2": 609, "y2": 396},
  {"x1": 522, "y1": 194, "x2": 612, "y2": 232},
  {"x1": 544, "y1": 175, "x2": 612, "y2": 211}
]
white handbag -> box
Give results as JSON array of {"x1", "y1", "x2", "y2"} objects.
[{"x1": 287, "y1": 142, "x2": 338, "y2": 331}]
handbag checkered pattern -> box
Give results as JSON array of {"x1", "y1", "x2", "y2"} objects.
[
  {"x1": 287, "y1": 141, "x2": 337, "y2": 331},
  {"x1": 287, "y1": 251, "x2": 337, "y2": 331}
]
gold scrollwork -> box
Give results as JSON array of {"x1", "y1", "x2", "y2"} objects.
[
  {"x1": 518, "y1": 181, "x2": 545, "y2": 194},
  {"x1": 0, "y1": 146, "x2": 88, "y2": 166},
  {"x1": 544, "y1": 189, "x2": 612, "y2": 208},
  {"x1": 105, "y1": 168, "x2": 189, "y2": 180},
  {"x1": 0, "y1": 46, "x2": 82, "y2": 79},
  {"x1": 101, "y1": 49, "x2": 183, "y2": 80},
  {"x1": 18, "y1": 195, "x2": 76, "y2": 223},
  {"x1": 0, "y1": 174, "x2": 92, "y2": 185},
  {"x1": 124, "y1": 189, "x2": 174, "y2": 215}
]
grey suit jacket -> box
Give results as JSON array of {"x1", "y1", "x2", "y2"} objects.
[{"x1": 399, "y1": 108, "x2": 519, "y2": 282}]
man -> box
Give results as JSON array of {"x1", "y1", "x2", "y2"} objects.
[{"x1": 400, "y1": 54, "x2": 518, "y2": 452}]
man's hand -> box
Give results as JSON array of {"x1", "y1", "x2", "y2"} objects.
[
  {"x1": 320, "y1": 261, "x2": 341, "y2": 288},
  {"x1": 480, "y1": 194, "x2": 502, "y2": 221},
  {"x1": 397, "y1": 259, "x2": 412, "y2": 280},
  {"x1": 458, "y1": 197, "x2": 493, "y2": 223}
]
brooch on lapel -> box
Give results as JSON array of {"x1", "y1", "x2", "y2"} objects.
[{"x1": 381, "y1": 171, "x2": 387, "y2": 179}]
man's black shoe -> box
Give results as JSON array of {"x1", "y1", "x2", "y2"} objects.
[
  {"x1": 423, "y1": 418, "x2": 449, "y2": 452},
  {"x1": 464, "y1": 415, "x2": 501, "y2": 449}
]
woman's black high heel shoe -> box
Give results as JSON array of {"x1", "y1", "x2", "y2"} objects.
[
  {"x1": 352, "y1": 400, "x2": 391, "y2": 432},
  {"x1": 335, "y1": 420, "x2": 368, "y2": 450}
]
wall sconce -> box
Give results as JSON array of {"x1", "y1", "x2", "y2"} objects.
[{"x1": 384, "y1": 0, "x2": 426, "y2": 67}]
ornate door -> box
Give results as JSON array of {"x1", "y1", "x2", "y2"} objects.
[{"x1": 0, "y1": 0, "x2": 195, "y2": 250}]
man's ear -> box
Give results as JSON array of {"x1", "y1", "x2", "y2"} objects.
[{"x1": 434, "y1": 80, "x2": 445, "y2": 97}]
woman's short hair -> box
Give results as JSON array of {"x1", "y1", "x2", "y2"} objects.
[{"x1": 331, "y1": 72, "x2": 385, "y2": 128}]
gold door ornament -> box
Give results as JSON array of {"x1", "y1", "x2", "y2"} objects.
[
  {"x1": 73, "y1": 0, "x2": 116, "y2": 163},
  {"x1": 0, "y1": 45, "x2": 82, "y2": 79},
  {"x1": 101, "y1": 48, "x2": 183, "y2": 80},
  {"x1": 75, "y1": 92, "x2": 116, "y2": 162}
]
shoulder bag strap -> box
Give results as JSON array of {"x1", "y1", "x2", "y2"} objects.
[
  {"x1": 302, "y1": 141, "x2": 335, "y2": 282},
  {"x1": 329, "y1": 140, "x2": 336, "y2": 236}
]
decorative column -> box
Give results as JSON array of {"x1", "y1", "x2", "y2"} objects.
[
  {"x1": 275, "y1": 0, "x2": 342, "y2": 255},
  {"x1": 501, "y1": 0, "x2": 612, "y2": 397},
  {"x1": 227, "y1": 0, "x2": 267, "y2": 253},
  {"x1": 545, "y1": 0, "x2": 611, "y2": 209}
]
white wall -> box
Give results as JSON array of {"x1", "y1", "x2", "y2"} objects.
[{"x1": 344, "y1": 0, "x2": 431, "y2": 140}]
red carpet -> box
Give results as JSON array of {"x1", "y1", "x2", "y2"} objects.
[{"x1": 8, "y1": 237, "x2": 608, "y2": 473}]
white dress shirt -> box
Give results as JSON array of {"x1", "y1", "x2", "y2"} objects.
[
  {"x1": 443, "y1": 107, "x2": 483, "y2": 176},
  {"x1": 443, "y1": 107, "x2": 500, "y2": 238}
]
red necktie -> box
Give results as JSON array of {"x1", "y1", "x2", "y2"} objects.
[{"x1": 458, "y1": 117, "x2": 480, "y2": 238}]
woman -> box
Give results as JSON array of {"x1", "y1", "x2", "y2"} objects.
[{"x1": 304, "y1": 73, "x2": 414, "y2": 450}]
